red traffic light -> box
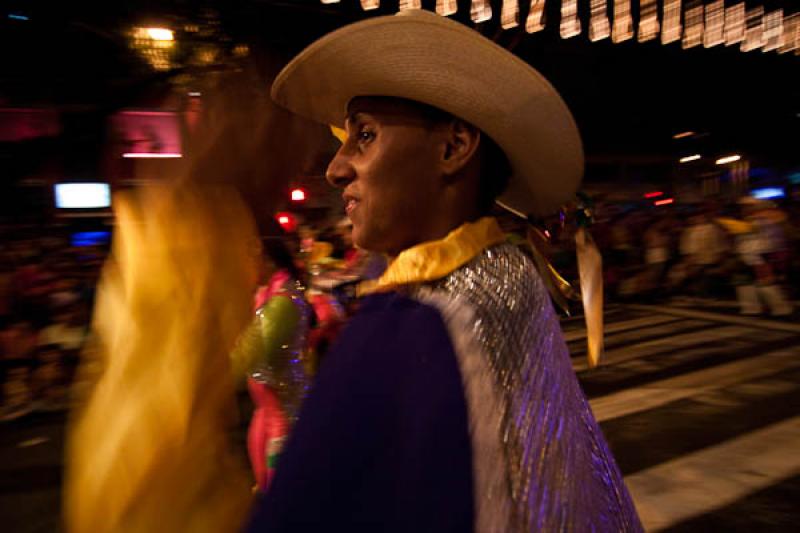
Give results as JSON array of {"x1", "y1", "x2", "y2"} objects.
[
  {"x1": 275, "y1": 212, "x2": 297, "y2": 232},
  {"x1": 290, "y1": 188, "x2": 306, "y2": 202}
]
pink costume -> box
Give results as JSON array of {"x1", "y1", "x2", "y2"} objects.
[{"x1": 245, "y1": 270, "x2": 311, "y2": 490}]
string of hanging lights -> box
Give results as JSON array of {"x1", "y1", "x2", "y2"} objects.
[
  {"x1": 589, "y1": 0, "x2": 611, "y2": 42},
  {"x1": 638, "y1": 0, "x2": 660, "y2": 42},
  {"x1": 318, "y1": 0, "x2": 798, "y2": 55},
  {"x1": 525, "y1": 0, "x2": 546, "y2": 33}
]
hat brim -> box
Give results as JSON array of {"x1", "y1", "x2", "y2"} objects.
[{"x1": 271, "y1": 10, "x2": 584, "y2": 217}]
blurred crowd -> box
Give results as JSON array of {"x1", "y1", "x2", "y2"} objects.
[
  {"x1": 2, "y1": 194, "x2": 799, "y2": 421},
  {"x1": 571, "y1": 196, "x2": 799, "y2": 313},
  {"x1": 0, "y1": 217, "x2": 387, "y2": 423},
  {"x1": 0, "y1": 232, "x2": 105, "y2": 420}
]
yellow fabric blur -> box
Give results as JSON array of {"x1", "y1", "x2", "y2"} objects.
[
  {"x1": 575, "y1": 228, "x2": 604, "y2": 368},
  {"x1": 310, "y1": 241, "x2": 334, "y2": 263},
  {"x1": 64, "y1": 184, "x2": 257, "y2": 533},
  {"x1": 357, "y1": 217, "x2": 506, "y2": 296},
  {"x1": 523, "y1": 226, "x2": 579, "y2": 315},
  {"x1": 715, "y1": 216, "x2": 753, "y2": 235}
]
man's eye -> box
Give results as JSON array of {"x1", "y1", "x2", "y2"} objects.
[{"x1": 358, "y1": 130, "x2": 375, "y2": 142}]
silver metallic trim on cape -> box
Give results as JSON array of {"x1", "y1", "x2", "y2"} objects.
[{"x1": 413, "y1": 243, "x2": 643, "y2": 532}]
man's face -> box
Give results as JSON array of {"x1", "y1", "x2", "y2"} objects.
[{"x1": 325, "y1": 97, "x2": 446, "y2": 256}]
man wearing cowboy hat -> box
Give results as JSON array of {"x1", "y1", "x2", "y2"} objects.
[{"x1": 248, "y1": 10, "x2": 641, "y2": 532}]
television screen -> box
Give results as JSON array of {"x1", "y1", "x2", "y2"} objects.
[{"x1": 55, "y1": 183, "x2": 111, "y2": 209}]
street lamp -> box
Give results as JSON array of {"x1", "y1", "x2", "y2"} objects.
[{"x1": 716, "y1": 154, "x2": 741, "y2": 165}]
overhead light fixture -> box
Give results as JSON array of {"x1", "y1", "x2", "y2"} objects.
[
  {"x1": 589, "y1": 0, "x2": 611, "y2": 42},
  {"x1": 560, "y1": 0, "x2": 582, "y2": 38},
  {"x1": 471, "y1": 0, "x2": 493, "y2": 23},
  {"x1": 500, "y1": 0, "x2": 520, "y2": 29},
  {"x1": 680, "y1": 154, "x2": 701, "y2": 163},
  {"x1": 611, "y1": 0, "x2": 633, "y2": 43},
  {"x1": 762, "y1": 10, "x2": 784, "y2": 52},
  {"x1": 741, "y1": 6, "x2": 765, "y2": 52},
  {"x1": 682, "y1": 0, "x2": 704, "y2": 49},
  {"x1": 716, "y1": 154, "x2": 741, "y2": 165},
  {"x1": 131, "y1": 27, "x2": 175, "y2": 70},
  {"x1": 525, "y1": 0, "x2": 546, "y2": 33},
  {"x1": 704, "y1": 0, "x2": 725, "y2": 47},
  {"x1": 143, "y1": 28, "x2": 174, "y2": 41},
  {"x1": 436, "y1": 0, "x2": 457, "y2": 16},
  {"x1": 661, "y1": 0, "x2": 682, "y2": 44},
  {"x1": 725, "y1": 3, "x2": 746, "y2": 45},
  {"x1": 638, "y1": 0, "x2": 660, "y2": 42},
  {"x1": 399, "y1": 0, "x2": 421, "y2": 10},
  {"x1": 779, "y1": 13, "x2": 798, "y2": 54},
  {"x1": 673, "y1": 131, "x2": 695, "y2": 139}
]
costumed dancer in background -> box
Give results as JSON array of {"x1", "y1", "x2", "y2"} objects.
[
  {"x1": 247, "y1": 10, "x2": 640, "y2": 532},
  {"x1": 728, "y1": 198, "x2": 793, "y2": 316},
  {"x1": 232, "y1": 235, "x2": 313, "y2": 491}
]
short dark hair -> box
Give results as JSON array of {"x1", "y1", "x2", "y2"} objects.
[
  {"x1": 477, "y1": 134, "x2": 511, "y2": 214},
  {"x1": 412, "y1": 100, "x2": 511, "y2": 214}
]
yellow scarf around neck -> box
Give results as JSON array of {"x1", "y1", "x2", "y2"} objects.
[{"x1": 357, "y1": 217, "x2": 506, "y2": 296}]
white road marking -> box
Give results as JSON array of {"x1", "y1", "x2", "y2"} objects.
[{"x1": 625, "y1": 416, "x2": 800, "y2": 531}]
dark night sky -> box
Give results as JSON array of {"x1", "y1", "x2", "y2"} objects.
[{"x1": 1, "y1": 0, "x2": 798, "y2": 183}]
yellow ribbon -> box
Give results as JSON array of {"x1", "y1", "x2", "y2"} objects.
[
  {"x1": 523, "y1": 227, "x2": 579, "y2": 315},
  {"x1": 357, "y1": 217, "x2": 506, "y2": 296},
  {"x1": 523, "y1": 226, "x2": 604, "y2": 368},
  {"x1": 575, "y1": 228, "x2": 604, "y2": 368}
]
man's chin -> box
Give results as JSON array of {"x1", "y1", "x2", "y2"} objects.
[
  {"x1": 351, "y1": 231, "x2": 373, "y2": 253},
  {"x1": 352, "y1": 228, "x2": 383, "y2": 255}
]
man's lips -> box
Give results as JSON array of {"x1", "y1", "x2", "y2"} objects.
[{"x1": 343, "y1": 194, "x2": 359, "y2": 216}]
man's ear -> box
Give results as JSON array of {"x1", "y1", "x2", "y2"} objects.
[{"x1": 440, "y1": 119, "x2": 481, "y2": 178}]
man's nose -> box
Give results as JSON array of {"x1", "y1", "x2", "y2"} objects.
[{"x1": 325, "y1": 147, "x2": 355, "y2": 188}]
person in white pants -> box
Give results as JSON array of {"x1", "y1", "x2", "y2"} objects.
[{"x1": 735, "y1": 202, "x2": 793, "y2": 316}]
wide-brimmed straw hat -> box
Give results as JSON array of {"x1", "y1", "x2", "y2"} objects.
[{"x1": 271, "y1": 9, "x2": 583, "y2": 217}]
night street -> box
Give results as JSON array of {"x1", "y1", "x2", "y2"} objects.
[{"x1": 3, "y1": 302, "x2": 799, "y2": 532}]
